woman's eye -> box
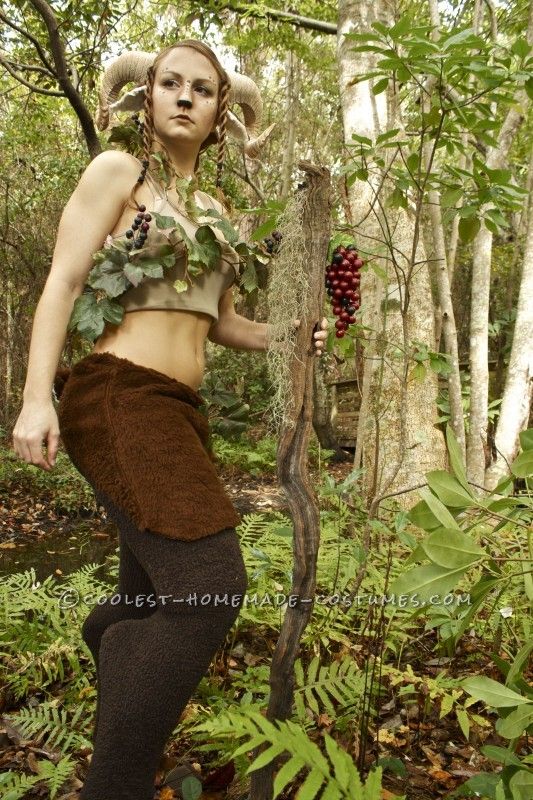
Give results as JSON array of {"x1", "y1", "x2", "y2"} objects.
[{"x1": 162, "y1": 80, "x2": 209, "y2": 94}]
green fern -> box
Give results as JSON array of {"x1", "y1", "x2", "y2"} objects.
[
  {"x1": 0, "y1": 770, "x2": 42, "y2": 800},
  {"x1": 33, "y1": 755, "x2": 76, "y2": 798},
  {"x1": 9, "y1": 699, "x2": 92, "y2": 754},
  {"x1": 191, "y1": 706, "x2": 383, "y2": 799},
  {"x1": 293, "y1": 655, "x2": 367, "y2": 721},
  {"x1": 0, "y1": 756, "x2": 75, "y2": 800}
]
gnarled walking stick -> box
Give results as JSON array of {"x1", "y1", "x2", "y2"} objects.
[{"x1": 251, "y1": 162, "x2": 332, "y2": 799}]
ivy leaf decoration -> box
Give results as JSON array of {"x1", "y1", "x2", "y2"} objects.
[
  {"x1": 151, "y1": 151, "x2": 174, "y2": 190},
  {"x1": 87, "y1": 257, "x2": 131, "y2": 298},
  {"x1": 201, "y1": 207, "x2": 239, "y2": 245},
  {"x1": 107, "y1": 121, "x2": 144, "y2": 157},
  {"x1": 150, "y1": 212, "x2": 178, "y2": 230},
  {"x1": 68, "y1": 292, "x2": 124, "y2": 340},
  {"x1": 175, "y1": 177, "x2": 202, "y2": 221},
  {"x1": 173, "y1": 279, "x2": 188, "y2": 293},
  {"x1": 123, "y1": 263, "x2": 146, "y2": 286}
]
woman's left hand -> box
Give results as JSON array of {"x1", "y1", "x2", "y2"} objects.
[{"x1": 292, "y1": 317, "x2": 329, "y2": 357}]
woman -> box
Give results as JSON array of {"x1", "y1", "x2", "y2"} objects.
[{"x1": 12, "y1": 40, "x2": 328, "y2": 800}]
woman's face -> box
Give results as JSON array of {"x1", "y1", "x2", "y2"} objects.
[{"x1": 151, "y1": 48, "x2": 220, "y2": 151}]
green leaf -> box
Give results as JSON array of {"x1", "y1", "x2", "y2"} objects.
[
  {"x1": 459, "y1": 215, "x2": 481, "y2": 243},
  {"x1": 137, "y1": 260, "x2": 165, "y2": 279},
  {"x1": 510, "y1": 450, "x2": 533, "y2": 478},
  {"x1": 123, "y1": 263, "x2": 145, "y2": 285},
  {"x1": 511, "y1": 37, "x2": 531, "y2": 59},
  {"x1": 201, "y1": 207, "x2": 240, "y2": 244},
  {"x1": 273, "y1": 755, "x2": 307, "y2": 798},
  {"x1": 519, "y1": 429, "x2": 533, "y2": 451},
  {"x1": 296, "y1": 766, "x2": 325, "y2": 799},
  {"x1": 100, "y1": 297, "x2": 125, "y2": 326},
  {"x1": 456, "y1": 707, "x2": 470, "y2": 740},
  {"x1": 480, "y1": 745, "x2": 524, "y2": 768},
  {"x1": 150, "y1": 211, "x2": 178, "y2": 230},
  {"x1": 372, "y1": 77, "x2": 389, "y2": 95},
  {"x1": 507, "y1": 642, "x2": 533, "y2": 690},
  {"x1": 422, "y1": 528, "x2": 486, "y2": 569},
  {"x1": 426, "y1": 470, "x2": 475, "y2": 507},
  {"x1": 173, "y1": 279, "x2": 188, "y2": 293},
  {"x1": 419, "y1": 487, "x2": 460, "y2": 529},
  {"x1": 249, "y1": 216, "x2": 278, "y2": 242},
  {"x1": 509, "y1": 769, "x2": 533, "y2": 800},
  {"x1": 389, "y1": 563, "x2": 467, "y2": 606},
  {"x1": 441, "y1": 188, "x2": 463, "y2": 207},
  {"x1": 89, "y1": 270, "x2": 129, "y2": 298},
  {"x1": 462, "y1": 676, "x2": 533, "y2": 708},
  {"x1": 408, "y1": 500, "x2": 442, "y2": 532},
  {"x1": 445, "y1": 425, "x2": 469, "y2": 490},
  {"x1": 497, "y1": 705, "x2": 533, "y2": 739}
]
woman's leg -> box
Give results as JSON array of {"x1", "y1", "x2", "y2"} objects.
[
  {"x1": 80, "y1": 491, "x2": 157, "y2": 739},
  {"x1": 80, "y1": 497, "x2": 248, "y2": 800}
]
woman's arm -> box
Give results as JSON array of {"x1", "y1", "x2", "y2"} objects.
[
  {"x1": 12, "y1": 151, "x2": 140, "y2": 470},
  {"x1": 22, "y1": 150, "x2": 140, "y2": 402},
  {"x1": 208, "y1": 288, "x2": 329, "y2": 354}
]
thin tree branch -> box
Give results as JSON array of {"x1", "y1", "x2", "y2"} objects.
[
  {"x1": 0, "y1": 54, "x2": 65, "y2": 96},
  {"x1": 212, "y1": 0, "x2": 337, "y2": 34},
  {"x1": 27, "y1": 0, "x2": 101, "y2": 158}
]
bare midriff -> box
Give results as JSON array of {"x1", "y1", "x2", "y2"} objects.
[{"x1": 91, "y1": 308, "x2": 213, "y2": 391}]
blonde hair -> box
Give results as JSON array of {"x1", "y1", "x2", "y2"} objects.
[{"x1": 126, "y1": 39, "x2": 231, "y2": 211}]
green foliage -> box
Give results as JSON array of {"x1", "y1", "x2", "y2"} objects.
[
  {"x1": 210, "y1": 431, "x2": 278, "y2": 474},
  {"x1": 0, "y1": 445, "x2": 97, "y2": 515},
  {"x1": 437, "y1": 374, "x2": 502, "y2": 432},
  {"x1": 455, "y1": 642, "x2": 533, "y2": 799},
  {"x1": 293, "y1": 655, "x2": 368, "y2": 723},
  {"x1": 342, "y1": 17, "x2": 532, "y2": 240},
  {"x1": 190, "y1": 706, "x2": 383, "y2": 799},
  {"x1": 389, "y1": 426, "x2": 532, "y2": 656}
]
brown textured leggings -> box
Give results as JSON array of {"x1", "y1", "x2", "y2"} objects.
[{"x1": 79, "y1": 489, "x2": 248, "y2": 800}]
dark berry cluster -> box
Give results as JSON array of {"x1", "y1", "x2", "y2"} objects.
[
  {"x1": 263, "y1": 230, "x2": 282, "y2": 255},
  {"x1": 325, "y1": 244, "x2": 363, "y2": 338},
  {"x1": 131, "y1": 112, "x2": 145, "y2": 135},
  {"x1": 124, "y1": 204, "x2": 152, "y2": 251}
]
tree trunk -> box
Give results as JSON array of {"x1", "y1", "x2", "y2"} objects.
[
  {"x1": 338, "y1": 0, "x2": 445, "y2": 503},
  {"x1": 466, "y1": 0, "x2": 533, "y2": 483},
  {"x1": 485, "y1": 153, "x2": 533, "y2": 489}
]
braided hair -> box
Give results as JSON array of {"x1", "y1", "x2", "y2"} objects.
[{"x1": 125, "y1": 40, "x2": 231, "y2": 213}]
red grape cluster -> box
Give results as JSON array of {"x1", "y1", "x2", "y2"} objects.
[{"x1": 325, "y1": 245, "x2": 363, "y2": 338}]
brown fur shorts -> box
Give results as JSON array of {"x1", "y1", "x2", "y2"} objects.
[{"x1": 54, "y1": 352, "x2": 241, "y2": 541}]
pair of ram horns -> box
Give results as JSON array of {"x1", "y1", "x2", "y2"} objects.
[{"x1": 96, "y1": 51, "x2": 276, "y2": 159}]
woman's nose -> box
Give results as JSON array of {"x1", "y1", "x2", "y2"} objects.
[{"x1": 177, "y1": 87, "x2": 193, "y2": 106}]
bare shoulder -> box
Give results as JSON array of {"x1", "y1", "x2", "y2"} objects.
[{"x1": 79, "y1": 150, "x2": 142, "y2": 192}]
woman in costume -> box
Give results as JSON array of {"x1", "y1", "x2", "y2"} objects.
[{"x1": 12, "y1": 39, "x2": 328, "y2": 800}]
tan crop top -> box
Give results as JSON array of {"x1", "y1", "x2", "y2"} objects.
[{"x1": 111, "y1": 171, "x2": 239, "y2": 322}]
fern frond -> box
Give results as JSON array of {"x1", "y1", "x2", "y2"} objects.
[{"x1": 191, "y1": 706, "x2": 383, "y2": 799}]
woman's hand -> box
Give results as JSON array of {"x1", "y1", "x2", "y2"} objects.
[
  {"x1": 12, "y1": 401, "x2": 60, "y2": 471},
  {"x1": 292, "y1": 317, "x2": 329, "y2": 356}
]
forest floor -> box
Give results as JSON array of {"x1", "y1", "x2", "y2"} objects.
[{"x1": 1, "y1": 452, "x2": 524, "y2": 800}]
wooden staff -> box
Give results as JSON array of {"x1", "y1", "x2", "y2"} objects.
[{"x1": 250, "y1": 161, "x2": 332, "y2": 799}]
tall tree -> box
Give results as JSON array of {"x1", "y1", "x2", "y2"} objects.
[
  {"x1": 466, "y1": 0, "x2": 533, "y2": 486},
  {"x1": 485, "y1": 148, "x2": 533, "y2": 489},
  {"x1": 337, "y1": 0, "x2": 446, "y2": 504}
]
